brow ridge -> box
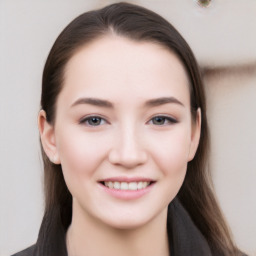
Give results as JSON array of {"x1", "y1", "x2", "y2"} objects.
[
  {"x1": 71, "y1": 96, "x2": 184, "y2": 108},
  {"x1": 71, "y1": 97, "x2": 113, "y2": 108},
  {"x1": 145, "y1": 97, "x2": 184, "y2": 107}
]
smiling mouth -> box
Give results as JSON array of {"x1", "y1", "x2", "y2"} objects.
[{"x1": 100, "y1": 181, "x2": 154, "y2": 191}]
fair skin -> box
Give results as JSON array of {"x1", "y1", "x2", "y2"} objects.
[{"x1": 39, "y1": 35, "x2": 201, "y2": 256}]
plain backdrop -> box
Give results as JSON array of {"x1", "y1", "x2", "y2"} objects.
[{"x1": 1, "y1": 0, "x2": 256, "y2": 255}]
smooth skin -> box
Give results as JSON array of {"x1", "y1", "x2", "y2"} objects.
[{"x1": 39, "y1": 35, "x2": 201, "y2": 256}]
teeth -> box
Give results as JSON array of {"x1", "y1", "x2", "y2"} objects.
[
  {"x1": 114, "y1": 181, "x2": 120, "y2": 189},
  {"x1": 137, "y1": 181, "x2": 143, "y2": 189},
  {"x1": 104, "y1": 181, "x2": 150, "y2": 190},
  {"x1": 108, "y1": 181, "x2": 114, "y2": 189},
  {"x1": 121, "y1": 182, "x2": 128, "y2": 190},
  {"x1": 128, "y1": 182, "x2": 137, "y2": 190}
]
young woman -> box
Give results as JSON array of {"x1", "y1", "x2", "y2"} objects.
[{"x1": 13, "y1": 2, "x2": 245, "y2": 256}]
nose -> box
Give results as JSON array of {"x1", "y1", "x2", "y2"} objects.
[{"x1": 108, "y1": 127, "x2": 148, "y2": 169}]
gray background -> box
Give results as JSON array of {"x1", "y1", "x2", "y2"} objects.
[{"x1": 1, "y1": 0, "x2": 256, "y2": 255}]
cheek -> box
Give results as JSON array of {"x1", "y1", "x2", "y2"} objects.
[
  {"x1": 55, "y1": 128, "x2": 109, "y2": 185},
  {"x1": 147, "y1": 127, "x2": 191, "y2": 176},
  {"x1": 149, "y1": 128, "x2": 191, "y2": 202}
]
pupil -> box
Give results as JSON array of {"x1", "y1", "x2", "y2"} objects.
[
  {"x1": 154, "y1": 117, "x2": 164, "y2": 125},
  {"x1": 90, "y1": 117, "x2": 100, "y2": 125}
]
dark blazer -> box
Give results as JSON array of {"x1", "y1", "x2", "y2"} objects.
[{"x1": 11, "y1": 198, "x2": 217, "y2": 256}]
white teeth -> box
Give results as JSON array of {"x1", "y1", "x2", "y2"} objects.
[
  {"x1": 137, "y1": 181, "x2": 143, "y2": 189},
  {"x1": 121, "y1": 182, "x2": 128, "y2": 190},
  {"x1": 113, "y1": 181, "x2": 120, "y2": 189},
  {"x1": 104, "y1": 181, "x2": 150, "y2": 190},
  {"x1": 143, "y1": 181, "x2": 148, "y2": 188},
  {"x1": 108, "y1": 181, "x2": 114, "y2": 189},
  {"x1": 128, "y1": 182, "x2": 137, "y2": 190}
]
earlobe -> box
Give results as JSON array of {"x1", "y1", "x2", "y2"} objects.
[
  {"x1": 38, "y1": 110, "x2": 60, "y2": 164},
  {"x1": 188, "y1": 108, "x2": 201, "y2": 161}
]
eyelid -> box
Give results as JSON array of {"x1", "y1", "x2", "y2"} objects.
[
  {"x1": 78, "y1": 114, "x2": 177, "y2": 126},
  {"x1": 147, "y1": 114, "x2": 178, "y2": 125},
  {"x1": 79, "y1": 115, "x2": 109, "y2": 126}
]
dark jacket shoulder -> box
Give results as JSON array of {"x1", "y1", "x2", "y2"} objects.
[{"x1": 11, "y1": 244, "x2": 36, "y2": 256}]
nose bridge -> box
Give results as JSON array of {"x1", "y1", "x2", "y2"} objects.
[
  {"x1": 121, "y1": 124, "x2": 139, "y2": 154},
  {"x1": 108, "y1": 121, "x2": 147, "y2": 168}
]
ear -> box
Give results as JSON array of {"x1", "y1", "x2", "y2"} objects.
[
  {"x1": 188, "y1": 108, "x2": 201, "y2": 161},
  {"x1": 38, "y1": 110, "x2": 60, "y2": 164}
]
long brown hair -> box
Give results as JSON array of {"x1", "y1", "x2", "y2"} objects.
[{"x1": 38, "y1": 2, "x2": 242, "y2": 255}]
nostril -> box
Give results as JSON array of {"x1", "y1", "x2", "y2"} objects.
[{"x1": 196, "y1": 0, "x2": 212, "y2": 8}]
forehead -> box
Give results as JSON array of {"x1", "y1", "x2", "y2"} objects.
[{"x1": 61, "y1": 35, "x2": 190, "y2": 106}]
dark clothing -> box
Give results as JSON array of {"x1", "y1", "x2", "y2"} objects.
[{"x1": 12, "y1": 198, "x2": 214, "y2": 256}]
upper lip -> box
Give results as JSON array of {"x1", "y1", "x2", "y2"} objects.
[{"x1": 98, "y1": 177, "x2": 155, "y2": 182}]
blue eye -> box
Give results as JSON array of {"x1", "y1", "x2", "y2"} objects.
[
  {"x1": 80, "y1": 116, "x2": 106, "y2": 126},
  {"x1": 150, "y1": 116, "x2": 177, "y2": 126}
]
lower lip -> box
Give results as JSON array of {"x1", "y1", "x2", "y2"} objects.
[{"x1": 98, "y1": 183, "x2": 155, "y2": 200}]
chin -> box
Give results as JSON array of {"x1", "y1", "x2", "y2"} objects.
[
  {"x1": 104, "y1": 218, "x2": 152, "y2": 230},
  {"x1": 98, "y1": 209, "x2": 166, "y2": 231}
]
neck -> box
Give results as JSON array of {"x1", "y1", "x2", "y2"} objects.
[{"x1": 66, "y1": 200, "x2": 169, "y2": 256}]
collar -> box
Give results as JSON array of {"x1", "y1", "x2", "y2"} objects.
[{"x1": 167, "y1": 198, "x2": 212, "y2": 255}]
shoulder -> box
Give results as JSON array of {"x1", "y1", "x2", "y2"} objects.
[{"x1": 11, "y1": 244, "x2": 36, "y2": 256}]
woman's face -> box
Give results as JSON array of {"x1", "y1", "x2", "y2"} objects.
[{"x1": 40, "y1": 35, "x2": 200, "y2": 229}]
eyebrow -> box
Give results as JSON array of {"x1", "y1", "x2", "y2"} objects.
[
  {"x1": 145, "y1": 97, "x2": 184, "y2": 107},
  {"x1": 71, "y1": 96, "x2": 184, "y2": 108},
  {"x1": 71, "y1": 98, "x2": 113, "y2": 108}
]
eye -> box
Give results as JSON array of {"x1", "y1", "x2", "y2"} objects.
[
  {"x1": 149, "y1": 116, "x2": 177, "y2": 126},
  {"x1": 79, "y1": 116, "x2": 107, "y2": 126}
]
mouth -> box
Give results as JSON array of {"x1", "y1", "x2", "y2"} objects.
[
  {"x1": 98, "y1": 178, "x2": 156, "y2": 200},
  {"x1": 100, "y1": 181, "x2": 154, "y2": 191}
]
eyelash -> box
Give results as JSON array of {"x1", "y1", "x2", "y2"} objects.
[
  {"x1": 79, "y1": 116, "x2": 108, "y2": 126},
  {"x1": 79, "y1": 115, "x2": 178, "y2": 127},
  {"x1": 148, "y1": 115, "x2": 178, "y2": 126}
]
